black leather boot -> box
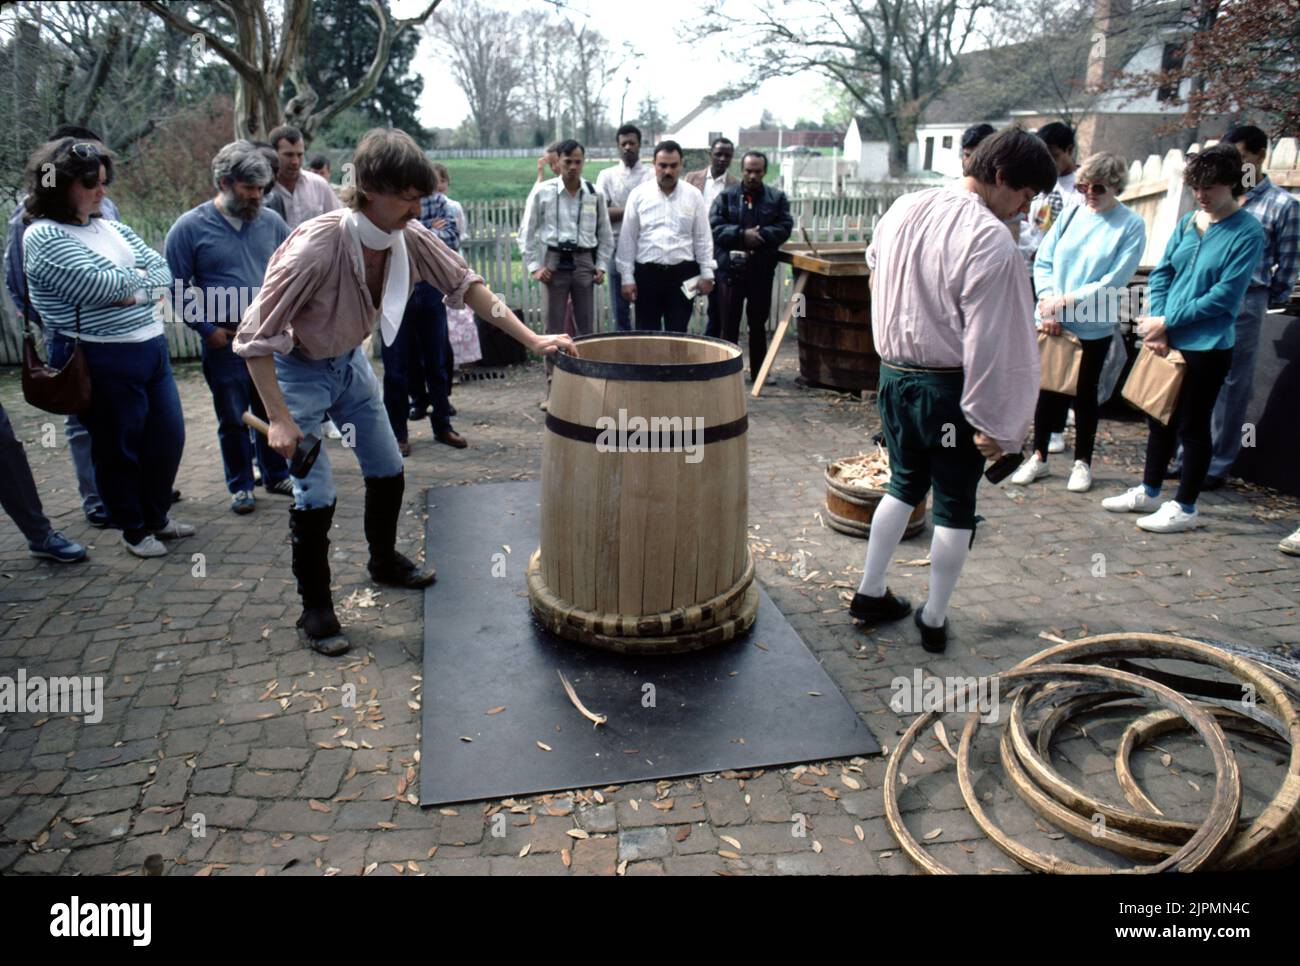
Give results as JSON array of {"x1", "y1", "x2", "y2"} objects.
[
  {"x1": 364, "y1": 473, "x2": 436, "y2": 589},
  {"x1": 289, "y1": 503, "x2": 350, "y2": 656}
]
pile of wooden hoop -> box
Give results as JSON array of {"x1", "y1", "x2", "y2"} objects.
[{"x1": 884, "y1": 632, "x2": 1300, "y2": 872}]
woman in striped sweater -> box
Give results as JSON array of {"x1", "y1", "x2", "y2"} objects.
[{"x1": 22, "y1": 138, "x2": 194, "y2": 558}]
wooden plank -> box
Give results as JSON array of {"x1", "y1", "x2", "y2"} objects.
[
  {"x1": 616, "y1": 378, "x2": 652, "y2": 616},
  {"x1": 751, "y1": 271, "x2": 809, "y2": 397},
  {"x1": 670, "y1": 375, "x2": 705, "y2": 609},
  {"x1": 569, "y1": 374, "x2": 606, "y2": 612}
]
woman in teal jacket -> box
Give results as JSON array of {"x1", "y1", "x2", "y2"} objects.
[{"x1": 1102, "y1": 144, "x2": 1266, "y2": 533}]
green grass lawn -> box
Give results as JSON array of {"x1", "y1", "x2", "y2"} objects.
[
  {"x1": 437, "y1": 155, "x2": 784, "y2": 203},
  {"x1": 438, "y1": 156, "x2": 621, "y2": 203}
]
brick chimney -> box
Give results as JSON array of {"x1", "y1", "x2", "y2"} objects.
[
  {"x1": 1085, "y1": 0, "x2": 1133, "y2": 90},
  {"x1": 1079, "y1": 0, "x2": 1134, "y2": 157}
]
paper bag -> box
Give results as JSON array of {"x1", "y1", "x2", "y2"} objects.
[
  {"x1": 1121, "y1": 345, "x2": 1186, "y2": 426},
  {"x1": 1038, "y1": 329, "x2": 1083, "y2": 395}
]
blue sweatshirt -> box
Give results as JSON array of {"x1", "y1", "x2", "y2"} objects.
[
  {"x1": 164, "y1": 201, "x2": 289, "y2": 339},
  {"x1": 1034, "y1": 201, "x2": 1146, "y2": 339},
  {"x1": 1147, "y1": 207, "x2": 1266, "y2": 351}
]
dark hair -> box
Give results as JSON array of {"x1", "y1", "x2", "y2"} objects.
[
  {"x1": 347, "y1": 128, "x2": 435, "y2": 210},
  {"x1": 710, "y1": 137, "x2": 734, "y2": 151},
  {"x1": 1184, "y1": 143, "x2": 1248, "y2": 197},
  {"x1": 268, "y1": 125, "x2": 303, "y2": 150},
  {"x1": 741, "y1": 150, "x2": 768, "y2": 172},
  {"x1": 308, "y1": 154, "x2": 330, "y2": 171},
  {"x1": 961, "y1": 123, "x2": 996, "y2": 152},
  {"x1": 652, "y1": 140, "x2": 683, "y2": 160},
  {"x1": 966, "y1": 125, "x2": 1057, "y2": 194},
  {"x1": 22, "y1": 138, "x2": 116, "y2": 223},
  {"x1": 616, "y1": 124, "x2": 642, "y2": 144},
  {"x1": 49, "y1": 124, "x2": 103, "y2": 142},
  {"x1": 555, "y1": 138, "x2": 585, "y2": 158},
  {"x1": 1223, "y1": 125, "x2": 1268, "y2": 157},
  {"x1": 1035, "y1": 121, "x2": 1075, "y2": 152},
  {"x1": 431, "y1": 161, "x2": 450, "y2": 183}
]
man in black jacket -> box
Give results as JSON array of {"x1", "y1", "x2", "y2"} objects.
[{"x1": 710, "y1": 152, "x2": 793, "y2": 379}]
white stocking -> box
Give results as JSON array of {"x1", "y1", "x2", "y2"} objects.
[
  {"x1": 857, "y1": 495, "x2": 915, "y2": 597},
  {"x1": 922, "y1": 525, "x2": 972, "y2": 627}
]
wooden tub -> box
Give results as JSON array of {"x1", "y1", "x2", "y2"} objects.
[{"x1": 779, "y1": 243, "x2": 878, "y2": 393}]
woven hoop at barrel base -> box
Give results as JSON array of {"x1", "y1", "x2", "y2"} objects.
[{"x1": 526, "y1": 550, "x2": 758, "y2": 654}]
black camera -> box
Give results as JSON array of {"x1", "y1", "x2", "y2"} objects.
[{"x1": 555, "y1": 241, "x2": 577, "y2": 271}]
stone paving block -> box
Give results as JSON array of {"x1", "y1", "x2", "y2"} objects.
[{"x1": 1, "y1": 352, "x2": 1295, "y2": 876}]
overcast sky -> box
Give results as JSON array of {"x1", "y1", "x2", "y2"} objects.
[{"x1": 395, "y1": 0, "x2": 835, "y2": 133}]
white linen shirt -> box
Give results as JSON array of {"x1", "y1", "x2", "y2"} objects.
[
  {"x1": 616, "y1": 179, "x2": 714, "y2": 280},
  {"x1": 595, "y1": 160, "x2": 654, "y2": 263},
  {"x1": 866, "y1": 186, "x2": 1039, "y2": 455},
  {"x1": 272, "y1": 170, "x2": 342, "y2": 230}
]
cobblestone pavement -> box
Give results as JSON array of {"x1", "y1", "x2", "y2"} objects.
[{"x1": 1, "y1": 342, "x2": 1297, "y2": 876}]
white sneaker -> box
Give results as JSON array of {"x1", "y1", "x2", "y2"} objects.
[
  {"x1": 1010, "y1": 452, "x2": 1049, "y2": 485},
  {"x1": 1280, "y1": 527, "x2": 1300, "y2": 557},
  {"x1": 124, "y1": 533, "x2": 167, "y2": 558},
  {"x1": 1066, "y1": 460, "x2": 1092, "y2": 493},
  {"x1": 1048, "y1": 432, "x2": 1066, "y2": 454},
  {"x1": 324, "y1": 419, "x2": 343, "y2": 440},
  {"x1": 1102, "y1": 485, "x2": 1156, "y2": 513},
  {"x1": 154, "y1": 518, "x2": 195, "y2": 540},
  {"x1": 1066, "y1": 408, "x2": 1076, "y2": 428},
  {"x1": 1137, "y1": 500, "x2": 1200, "y2": 533}
]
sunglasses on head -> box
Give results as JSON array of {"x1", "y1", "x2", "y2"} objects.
[{"x1": 1076, "y1": 182, "x2": 1108, "y2": 196}]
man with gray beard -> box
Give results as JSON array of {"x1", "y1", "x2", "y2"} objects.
[{"x1": 165, "y1": 140, "x2": 293, "y2": 515}]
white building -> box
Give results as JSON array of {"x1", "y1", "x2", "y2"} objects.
[{"x1": 909, "y1": 0, "x2": 1208, "y2": 178}]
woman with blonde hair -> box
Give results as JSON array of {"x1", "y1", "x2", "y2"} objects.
[{"x1": 1011, "y1": 151, "x2": 1146, "y2": 492}]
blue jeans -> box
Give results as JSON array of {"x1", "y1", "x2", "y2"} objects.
[
  {"x1": 609, "y1": 263, "x2": 632, "y2": 331},
  {"x1": 0, "y1": 399, "x2": 53, "y2": 545},
  {"x1": 202, "y1": 338, "x2": 290, "y2": 493},
  {"x1": 382, "y1": 283, "x2": 453, "y2": 441},
  {"x1": 1208, "y1": 288, "x2": 1268, "y2": 479},
  {"x1": 51, "y1": 334, "x2": 184, "y2": 539},
  {"x1": 274, "y1": 346, "x2": 404, "y2": 510},
  {"x1": 65, "y1": 415, "x2": 104, "y2": 516}
]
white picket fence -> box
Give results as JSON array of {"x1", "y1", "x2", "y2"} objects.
[{"x1": 0, "y1": 195, "x2": 890, "y2": 365}]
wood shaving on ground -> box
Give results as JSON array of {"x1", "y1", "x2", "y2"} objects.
[
  {"x1": 558, "y1": 670, "x2": 606, "y2": 726},
  {"x1": 828, "y1": 447, "x2": 892, "y2": 490}
]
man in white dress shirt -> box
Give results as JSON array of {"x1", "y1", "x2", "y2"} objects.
[
  {"x1": 686, "y1": 137, "x2": 739, "y2": 337},
  {"x1": 616, "y1": 140, "x2": 714, "y2": 332},
  {"x1": 596, "y1": 125, "x2": 654, "y2": 330},
  {"x1": 268, "y1": 125, "x2": 342, "y2": 230},
  {"x1": 520, "y1": 139, "x2": 613, "y2": 376}
]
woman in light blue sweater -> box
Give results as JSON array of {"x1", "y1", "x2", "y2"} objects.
[
  {"x1": 22, "y1": 138, "x2": 193, "y2": 559},
  {"x1": 1012, "y1": 152, "x2": 1146, "y2": 493},
  {"x1": 1102, "y1": 144, "x2": 1266, "y2": 533}
]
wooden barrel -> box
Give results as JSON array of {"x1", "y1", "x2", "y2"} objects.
[
  {"x1": 824, "y1": 466, "x2": 927, "y2": 539},
  {"x1": 796, "y1": 272, "x2": 879, "y2": 392},
  {"x1": 530, "y1": 332, "x2": 756, "y2": 653}
]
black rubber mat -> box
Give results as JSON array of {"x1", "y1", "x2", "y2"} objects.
[{"x1": 420, "y1": 482, "x2": 879, "y2": 806}]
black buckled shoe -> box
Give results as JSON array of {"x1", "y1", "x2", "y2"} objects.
[
  {"x1": 914, "y1": 607, "x2": 948, "y2": 653},
  {"x1": 849, "y1": 588, "x2": 912, "y2": 624}
]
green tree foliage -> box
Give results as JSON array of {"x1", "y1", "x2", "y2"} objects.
[{"x1": 302, "y1": 0, "x2": 425, "y2": 138}]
